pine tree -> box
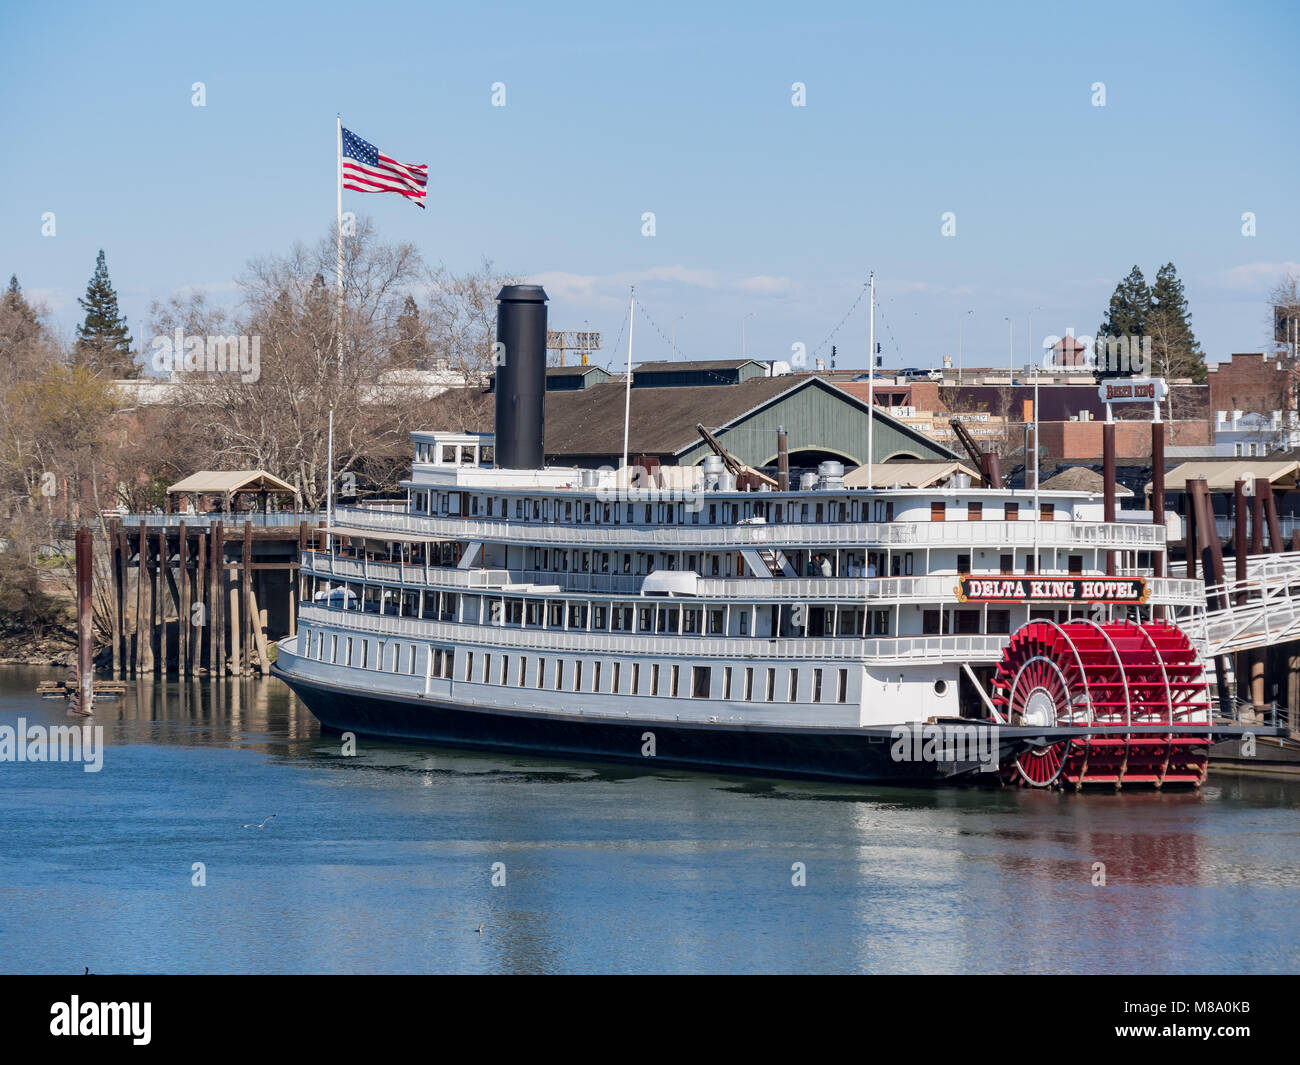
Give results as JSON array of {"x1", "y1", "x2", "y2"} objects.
[
  {"x1": 74, "y1": 250, "x2": 136, "y2": 378},
  {"x1": 1096, "y1": 265, "x2": 1150, "y2": 377},
  {"x1": 1148, "y1": 262, "x2": 1205, "y2": 384},
  {"x1": 393, "y1": 295, "x2": 428, "y2": 367}
]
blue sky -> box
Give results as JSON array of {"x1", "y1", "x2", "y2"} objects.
[{"x1": 3, "y1": 0, "x2": 1297, "y2": 373}]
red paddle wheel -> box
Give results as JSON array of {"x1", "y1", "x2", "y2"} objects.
[{"x1": 990, "y1": 619, "x2": 1212, "y2": 789}]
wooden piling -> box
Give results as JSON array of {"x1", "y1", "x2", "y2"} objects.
[
  {"x1": 242, "y1": 521, "x2": 253, "y2": 674},
  {"x1": 110, "y1": 519, "x2": 122, "y2": 676},
  {"x1": 179, "y1": 521, "x2": 189, "y2": 674},
  {"x1": 157, "y1": 526, "x2": 168, "y2": 675}
]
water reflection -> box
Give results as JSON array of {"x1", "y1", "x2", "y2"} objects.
[{"x1": 1, "y1": 665, "x2": 1298, "y2": 974}]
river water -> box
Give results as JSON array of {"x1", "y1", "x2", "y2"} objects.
[{"x1": 1, "y1": 666, "x2": 1297, "y2": 974}]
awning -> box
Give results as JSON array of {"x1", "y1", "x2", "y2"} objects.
[
  {"x1": 167, "y1": 469, "x2": 298, "y2": 496},
  {"x1": 842, "y1": 460, "x2": 979, "y2": 489},
  {"x1": 1146, "y1": 459, "x2": 1300, "y2": 495}
]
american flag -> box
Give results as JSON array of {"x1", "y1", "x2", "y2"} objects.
[{"x1": 341, "y1": 126, "x2": 428, "y2": 209}]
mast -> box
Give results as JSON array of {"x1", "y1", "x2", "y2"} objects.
[
  {"x1": 621, "y1": 286, "x2": 635, "y2": 473},
  {"x1": 867, "y1": 272, "x2": 876, "y2": 490}
]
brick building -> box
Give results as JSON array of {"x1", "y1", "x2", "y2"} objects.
[{"x1": 1207, "y1": 352, "x2": 1293, "y2": 414}]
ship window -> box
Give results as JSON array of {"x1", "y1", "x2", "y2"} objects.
[
  {"x1": 516, "y1": 500, "x2": 523, "y2": 518},
  {"x1": 593, "y1": 605, "x2": 607, "y2": 630},
  {"x1": 594, "y1": 661, "x2": 602, "y2": 692},
  {"x1": 613, "y1": 662, "x2": 621, "y2": 692},
  {"x1": 1000, "y1": 554, "x2": 1013, "y2": 575},
  {"x1": 957, "y1": 554, "x2": 971, "y2": 575},
  {"x1": 739, "y1": 611, "x2": 749, "y2": 635},
  {"x1": 632, "y1": 662, "x2": 640, "y2": 693},
  {"x1": 501, "y1": 656, "x2": 509, "y2": 685},
  {"x1": 837, "y1": 669, "x2": 848, "y2": 703},
  {"x1": 968, "y1": 502, "x2": 982, "y2": 521},
  {"x1": 723, "y1": 667, "x2": 733, "y2": 699},
  {"x1": 465, "y1": 651, "x2": 473, "y2": 680},
  {"x1": 442, "y1": 445, "x2": 456, "y2": 463},
  {"x1": 671, "y1": 665, "x2": 680, "y2": 698},
  {"x1": 709, "y1": 609, "x2": 724, "y2": 634},
  {"x1": 1005, "y1": 502, "x2": 1019, "y2": 521},
  {"x1": 765, "y1": 668, "x2": 775, "y2": 702},
  {"x1": 744, "y1": 668, "x2": 754, "y2": 700},
  {"x1": 555, "y1": 660, "x2": 564, "y2": 690},
  {"x1": 813, "y1": 669, "x2": 823, "y2": 702},
  {"x1": 518, "y1": 656, "x2": 528, "y2": 686},
  {"x1": 904, "y1": 552, "x2": 914, "y2": 576},
  {"x1": 871, "y1": 609, "x2": 890, "y2": 635},
  {"x1": 923, "y1": 610, "x2": 941, "y2": 636},
  {"x1": 549, "y1": 602, "x2": 565, "y2": 627},
  {"x1": 574, "y1": 661, "x2": 583, "y2": 692},
  {"x1": 788, "y1": 670, "x2": 798, "y2": 702},
  {"x1": 483, "y1": 653, "x2": 492, "y2": 683},
  {"x1": 955, "y1": 610, "x2": 980, "y2": 635},
  {"x1": 651, "y1": 663, "x2": 660, "y2": 695},
  {"x1": 537, "y1": 658, "x2": 546, "y2": 688},
  {"x1": 988, "y1": 610, "x2": 1011, "y2": 634},
  {"x1": 931, "y1": 501, "x2": 946, "y2": 522},
  {"x1": 692, "y1": 666, "x2": 711, "y2": 698},
  {"x1": 1069, "y1": 555, "x2": 1083, "y2": 575},
  {"x1": 443, "y1": 650, "x2": 453, "y2": 679},
  {"x1": 1040, "y1": 503, "x2": 1054, "y2": 522},
  {"x1": 330, "y1": 635, "x2": 338, "y2": 662}
]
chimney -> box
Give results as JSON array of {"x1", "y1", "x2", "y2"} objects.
[{"x1": 493, "y1": 284, "x2": 549, "y2": 469}]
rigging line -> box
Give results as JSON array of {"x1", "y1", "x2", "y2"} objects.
[
  {"x1": 632, "y1": 299, "x2": 687, "y2": 362},
  {"x1": 812, "y1": 282, "x2": 868, "y2": 358},
  {"x1": 875, "y1": 303, "x2": 904, "y2": 361}
]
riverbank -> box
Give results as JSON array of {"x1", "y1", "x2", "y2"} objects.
[{"x1": 0, "y1": 619, "x2": 75, "y2": 666}]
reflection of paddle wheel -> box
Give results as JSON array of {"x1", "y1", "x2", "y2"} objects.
[{"x1": 990, "y1": 619, "x2": 1212, "y2": 789}]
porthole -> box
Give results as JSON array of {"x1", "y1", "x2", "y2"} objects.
[{"x1": 934, "y1": 679, "x2": 949, "y2": 697}]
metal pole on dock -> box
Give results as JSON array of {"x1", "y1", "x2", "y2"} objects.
[{"x1": 71, "y1": 527, "x2": 94, "y2": 716}]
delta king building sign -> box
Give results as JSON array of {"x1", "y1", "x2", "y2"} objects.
[{"x1": 956, "y1": 576, "x2": 1148, "y2": 604}]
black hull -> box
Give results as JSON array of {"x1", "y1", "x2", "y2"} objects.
[{"x1": 273, "y1": 666, "x2": 992, "y2": 786}]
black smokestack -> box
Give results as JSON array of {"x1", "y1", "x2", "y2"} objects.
[{"x1": 493, "y1": 284, "x2": 548, "y2": 469}]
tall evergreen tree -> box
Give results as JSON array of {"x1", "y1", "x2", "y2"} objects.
[
  {"x1": 1095, "y1": 265, "x2": 1150, "y2": 376},
  {"x1": 1147, "y1": 262, "x2": 1205, "y2": 384},
  {"x1": 75, "y1": 250, "x2": 136, "y2": 378},
  {"x1": 392, "y1": 295, "x2": 428, "y2": 367}
]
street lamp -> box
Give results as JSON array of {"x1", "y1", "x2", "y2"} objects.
[
  {"x1": 1027, "y1": 305, "x2": 1042, "y2": 374},
  {"x1": 672, "y1": 315, "x2": 685, "y2": 361},
  {"x1": 957, "y1": 309, "x2": 973, "y2": 385},
  {"x1": 1004, "y1": 316, "x2": 1014, "y2": 382},
  {"x1": 742, "y1": 312, "x2": 755, "y2": 357}
]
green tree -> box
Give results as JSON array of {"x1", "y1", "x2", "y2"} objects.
[
  {"x1": 1095, "y1": 265, "x2": 1150, "y2": 377},
  {"x1": 74, "y1": 250, "x2": 136, "y2": 377},
  {"x1": 1147, "y1": 262, "x2": 1206, "y2": 384}
]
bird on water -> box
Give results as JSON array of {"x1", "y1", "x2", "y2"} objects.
[{"x1": 241, "y1": 814, "x2": 277, "y2": 829}]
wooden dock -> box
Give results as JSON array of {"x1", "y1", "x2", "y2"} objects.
[{"x1": 105, "y1": 517, "x2": 324, "y2": 677}]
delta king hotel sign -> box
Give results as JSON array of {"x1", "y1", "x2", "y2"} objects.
[{"x1": 956, "y1": 576, "x2": 1149, "y2": 604}]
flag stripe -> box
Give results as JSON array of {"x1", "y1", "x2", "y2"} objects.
[
  {"x1": 343, "y1": 160, "x2": 427, "y2": 191},
  {"x1": 342, "y1": 163, "x2": 426, "y2": 195}
]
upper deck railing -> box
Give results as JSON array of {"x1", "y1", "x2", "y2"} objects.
[
  {"x1": 302, "y1": 551, "x2": 1205, "y2": 608},
  {"x1": 119, "y1": 511, "x2": 327, "y2": 529},
  {"x1": 332, "y1": 505, "x2": 1166, "y2": 551}
]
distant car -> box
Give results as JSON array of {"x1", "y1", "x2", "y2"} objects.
[{"x1": 899, "y1": 367, "x2": 942, "y2": 381}]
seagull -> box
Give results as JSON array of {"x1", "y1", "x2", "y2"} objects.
[
  {"x1": 476, "y1": 924, "x2": 485, "y2": 935},
  {"x1": 241, "y1": 814, "x2": 277, "y2": 829}
]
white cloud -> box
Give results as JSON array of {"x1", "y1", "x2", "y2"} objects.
[
  {"x1": 738, "y1": 274, "x2": 796, "y2": 295},
  {"x1": 1217, "y1": 262, "x2": 1300, "y2": 291}
]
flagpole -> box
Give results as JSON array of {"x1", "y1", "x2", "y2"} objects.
[
  {"x1": 336, "y1": 115, "x2": 344, "y2": 380},
  {"x1": 621, "y1": 286, "x2": 635, "y2": 473}
]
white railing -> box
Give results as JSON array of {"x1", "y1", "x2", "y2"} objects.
[
  {"x1": 122, "y1": 511, "x2": 326, "y2": 528},
  {"x1": 333, "y1": 506, "x2": 1165, "y2": 552},
  {"x1": 1184, "y1": 553, "x2": 1300, "y2": 656},
  {"x1": 298, "y1": 603, "x2": 1009, "y2": 664},
  {"x1": 303, "y1": 551, "x2": 1205, "y2": 608}
]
